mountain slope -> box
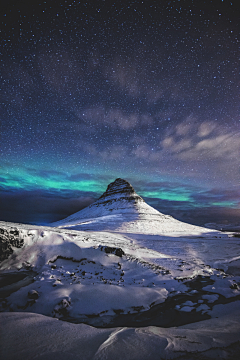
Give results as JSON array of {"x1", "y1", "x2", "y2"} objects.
[{"x1": 51, "y1": 178, "x2": 221, "y2": 236}]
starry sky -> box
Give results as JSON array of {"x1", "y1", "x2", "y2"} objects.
[{"x1": 1, "y1": 0, "x2": 240, "y2": 226}]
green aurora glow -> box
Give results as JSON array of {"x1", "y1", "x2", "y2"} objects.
[
  {"x1": 0, "y1": 169, "x2": 104, "y2": 193},
  {"x1": 211, "y1": 201, "x2": 238, "y2": 208},
  {"x1": 141, "y1": 190, "x2": 192, "y2": 202},
  {"x1": 1, "y1": 167, "x2": 238, "y2": 211}
]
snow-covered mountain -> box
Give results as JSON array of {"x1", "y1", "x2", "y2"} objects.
[{"x1": 52, "y1": 178, "x2": 220, "y2": 236}]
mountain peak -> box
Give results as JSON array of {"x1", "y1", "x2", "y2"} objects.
[
  {"x1": 99, "y1": 178, "x2": 135, "y2": 199},
  {"x1": 96, "y1": 178, "x2": 143, "y2": 205},
  {"x1": 108, "y1": 178, "x2": 132, "y2": 190}
]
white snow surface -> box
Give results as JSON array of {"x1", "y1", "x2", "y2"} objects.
[{"x1": 1, "y1": 302, "x2": 240, "y2": 360}]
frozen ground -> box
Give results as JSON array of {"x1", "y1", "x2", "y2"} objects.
[{"x1": 0, "y1": 220, "x2": 240, "y2": 359}]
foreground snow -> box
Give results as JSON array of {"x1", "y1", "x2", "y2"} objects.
[
  {"x1": 1, "y1": 301, "x2": 240, "y2": 360},
  {"x1": 0, "y1": 220, "x2": 240, "y2": 359}
]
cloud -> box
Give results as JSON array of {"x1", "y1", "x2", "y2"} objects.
[
  {"x1": 127, "y1": 117, "x2": 240, "y2": 187},
  {"x1": 103, "y1": 57, "x2": 142, "y2": 97},
  {"x1": 99, "y1": 145, "x2": 128, "y2": 160},
  {"x1": 175, "y1": 121, "x2": 194, "y2": 136},
  {"x1": 78, "y1": 107, "x2": 153, "y2": 130},
  {"x1": 102, "y1": 50, "x2": 192, "y2": 101},
  {"x1": 76, "y1": 142, "x2": 129, "y2": 161},
  {"x1": 162, "y1": 137, "x2": 192, "y2": 153},
  {"x1": 197, "y1": 122, "x2": 216, "y2": 137},
  {"x1": 191, "y1": 188, "x2": 240, "y2": 208},
  {"x1": 132, "y1": 145, "x2": 151, "y2": 159},
  {"x1": 106, "y1": 110, "x2": 138, "y2": 130},
  {"x1": 174, "y1": 130, "x2": 240, "y2": 177}
]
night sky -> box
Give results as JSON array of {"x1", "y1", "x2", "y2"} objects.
[{"x1": 1, "y1": 0, "x2": 240, "y2": 226}]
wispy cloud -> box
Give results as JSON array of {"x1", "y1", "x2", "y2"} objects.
[
  {"x1": 129, "y1": 117, "x2": 240, "y2": 186},
  {"x1": 77, "y1": 107, "x2": 153, "y2": 130}
]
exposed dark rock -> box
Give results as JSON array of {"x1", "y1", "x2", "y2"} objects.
[
  {"x1": 100, "y1": 246, "x2": 125, "y2": 257},
  {"x1": 22, "y1": 262, "x2": 32, "y2": 270},
  {"x1": 28, "y1": 290, "x2": 39, "y2": 300},
  {"x1": 96, "y1": 178, "x2": 143, "y2": 206},
  {"x1": 49, "y1": 256, "x2": 87, "y2": 264},
  {"x1": 0, "y1": 227, "x2": 24, "y2": 261},
  {"x1": 113, "y1": 309, "x2": 124, "y2": 315},
  {"x1": 9, "y1": 229, "x2": 19, "y2": 236},
  {"x1": 53, "y1": 298, "x2": 71, "y2": 317}
]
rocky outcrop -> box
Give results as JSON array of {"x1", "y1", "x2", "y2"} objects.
[
  {"x1": 91, "y1": 178, "x2": 143, "y2": 207},
  {"x1": 99, "y1": 178, "x2": 140, "y2": 200},
  {"x1": 0, "y1": 228, "x2": 24, "y2": 261}
]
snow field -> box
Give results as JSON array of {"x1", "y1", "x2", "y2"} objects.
[
  {"x1": 1, "y1": 222, "x2": 240, "y2": 322},
  {"x1": 1, "y1": 301, "x2": 240, "y2": 360}
]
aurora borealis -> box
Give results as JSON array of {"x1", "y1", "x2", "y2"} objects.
[{"x1": 1, "y1": 0, "x2": 239, "y2": 226}]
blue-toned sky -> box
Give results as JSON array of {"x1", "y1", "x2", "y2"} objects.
[{"x1": 1, "y1": 0, "x2": 240, "y2": 226}]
